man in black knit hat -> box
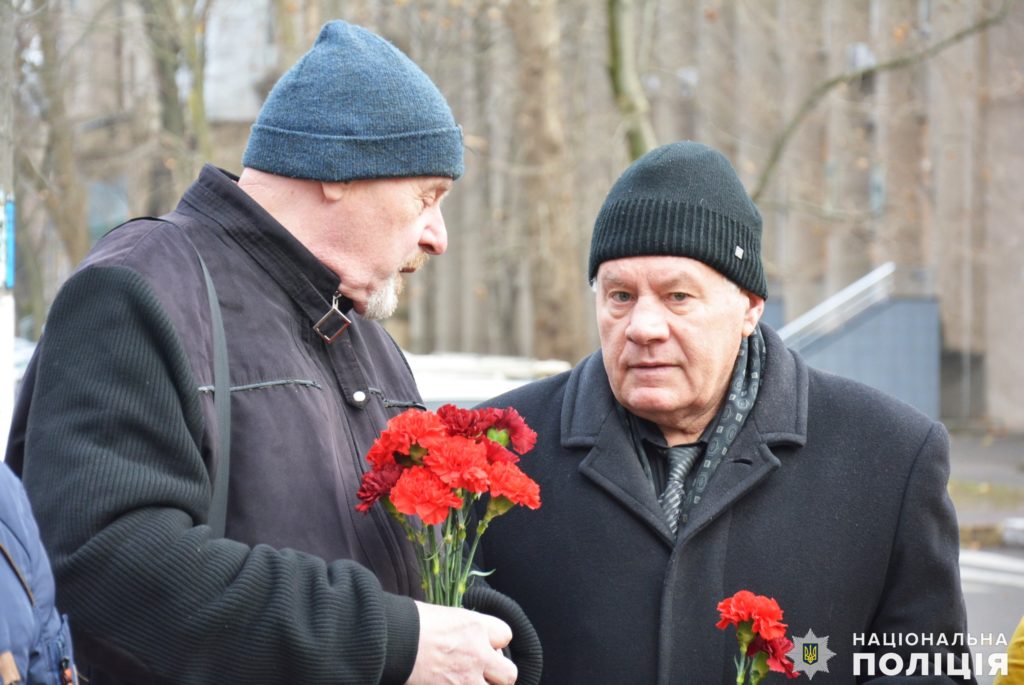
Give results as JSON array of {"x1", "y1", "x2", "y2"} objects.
[{"x1": 475, "y1": 141, "x2": 972, "y2": 684}]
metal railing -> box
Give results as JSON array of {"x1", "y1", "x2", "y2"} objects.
[{"x1": 778, "y1": 262, "x2": 897, "y2": 353}]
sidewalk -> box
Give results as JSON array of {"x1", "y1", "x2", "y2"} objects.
[{"x1": 948, "y1": 430, "x2": 1024, "y2": 549}]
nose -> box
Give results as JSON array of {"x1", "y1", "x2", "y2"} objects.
[
  {"x1": 625, "y1": 297, "x2": 669, "y2": 345},
  {"x1": 420, "y1": 206, "x2": 448, "y2": 255}
]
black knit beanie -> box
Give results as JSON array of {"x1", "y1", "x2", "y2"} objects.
[{"x1": 589, "y1": 141, "x2": 767, "y2": 298}]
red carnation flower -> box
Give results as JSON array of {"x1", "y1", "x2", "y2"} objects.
[
  {"x1": 437, "y1": 404, "x2": 503, "y2": 439},
  {"x1": 488, "y1": 461, "x2": 540, "y2": 509},
  {"x1": 716, "y1": 590, "x2": 788, "y2": 641},
  {"x1": 385, "y1": 409, "x2": 448, "y2": 455},
  {"x1": 493, "y1": 407, "x2": 537, "y2": 454},
  {"x1": 356, "y1": 461, "x2": 403, "y2": 512},
  {"x1": 389, "y1": 466, "x2": 463, "y2": 526},
  {"x1": 366, "y1": 436, "x2": 401, "y2": 469},
  {"x1": 423, "y1": 435, "x2": 491, "y2": 493},
  {"x1": 748, "y1": 635, "x2": 799, "y2": 680}
]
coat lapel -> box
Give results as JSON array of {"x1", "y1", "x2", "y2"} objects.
[
  {"x1": 561, "y1": 326, "x2": 809, "y2": 551},
  {"x1": 679, "y1": 326, "x2": 808, "y2": 545},
  {"x1": 578, "y1": 409, "x2": 676, "y2": 545},
  {"x1": 562, "y1": 352, "x2": 676, "y2": 544}
]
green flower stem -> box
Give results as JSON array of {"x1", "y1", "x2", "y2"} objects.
[
  {"x1": 736, "y1": 653, "x2": 749, "y2": 685},
  {"x1": 384, "y1": 493, "x2": 508, "y2": 608},
  {"x1": 749, "y1": 652, "x2": 769, "y2": 685}
]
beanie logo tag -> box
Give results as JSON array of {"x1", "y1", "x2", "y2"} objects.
[{"x1": 735, "y1": 246, "x2": 745, "y2": 260}]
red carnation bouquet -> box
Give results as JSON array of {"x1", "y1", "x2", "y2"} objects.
[
  {"x1": 357, "y1": 404, "x2": 541, "y2": 607},
  {"x1": 717, "y1": 590, "x2": 799, "y2": 683}
]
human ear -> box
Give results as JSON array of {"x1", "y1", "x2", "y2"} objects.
[
  {"x1": 741, "y1": 292, "x2": 765, "y2": 337},
  {"x1": 321, "y1": 181, "x2": 346, "y2": 202}
]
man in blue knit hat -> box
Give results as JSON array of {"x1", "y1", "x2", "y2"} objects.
[{"x1": 8, "y1": 21, "x2": 537, "y2": 685}]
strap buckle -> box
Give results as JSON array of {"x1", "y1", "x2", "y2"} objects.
[{"x1": 313, "y1": 293, "x2": 352, "y2": 344}]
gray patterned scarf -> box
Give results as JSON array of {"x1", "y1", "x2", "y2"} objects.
[{"x1": 678, "y1": 325, "x2": 765, "y2": 527}]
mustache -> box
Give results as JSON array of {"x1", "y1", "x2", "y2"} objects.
[{"x1": 402, "y1": 252, "x2": 430, "y2": 271}]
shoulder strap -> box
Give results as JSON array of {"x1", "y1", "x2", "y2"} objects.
[
  {"x1": 130, "y1": 215, "x2": 231, "y2": 538},
  {"x1": 193, "y1": 247, "x2": 231, "y2": 539},
  {"x1": 0, "y1": 540, "x2": 35, "y2": 606}
]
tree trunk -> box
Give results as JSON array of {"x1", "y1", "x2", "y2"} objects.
[
  {"x1": 778, "y1": 0, "x2": 827, "y2": 319},
  {"x1": 824, "y1": 0, "x2": 874, "y2": 295},
  {"x1": 33, "y1": 0, "x2": 90, "y2": 267},
  {"x1": 138, "y1": 0, "x2": 188, "y2": 215},
  {"x1": 735, "y1": 0, "x2": 782, "y2": 287},
  {"x1": 695, "y1": 0, "x2": 737, "y2": 160},
  {"x1": 507, "y1": 0, "x2": 584, "y2": 362},
  {"x1": 607, "y1": 0, "x2": 657, "y2": 160},
  {"x1": 874, "y1": 0, "x2": 928, "y2": 279}
]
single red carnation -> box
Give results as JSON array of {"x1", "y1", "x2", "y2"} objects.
[
  {"x1": 748, "y1": 635, "x2": 799, "y2": 679},
  {"x1": 385, "y1": 409, "x2": 449, "y2": 456},
  {"x1": 436, "y1": 404, "x2": 501, "y2": 439},
  {"x1": 389, "y1": 466, "x2": 462, "y2": 526},
  {"x1": 488, "y1": 461, "x2": 541, "y2": 509},
  {"x1": 356, "y1": 462, "x2": 403, "y2": 512},
  {"x1": 715, "y1": 590, "x2": 788, "y2": 640},
  {"x1": 493, "y1": 407, "x2": 537, "y2": 454},
  {"x1": 716, "y1": 590, "x2": 756, "y2": 629},
  {"x1": 423, "y1": 435, "x2": 491, "y2": 493}
]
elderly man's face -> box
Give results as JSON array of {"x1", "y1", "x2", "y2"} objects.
[
  {"x1": 595, "y1": 256, "x2": 764, "y2": 444},
  {"x1": 319, "y1": 176, "x2": 452, "y2": 319}
]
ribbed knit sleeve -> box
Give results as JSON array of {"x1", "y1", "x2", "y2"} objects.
[{"x1": 19, "y1": 265, "x2": 419, "y2": 684}]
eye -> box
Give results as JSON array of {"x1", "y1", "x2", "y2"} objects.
[
  {"x1": 609, "y1": 291, "x2": 633, "y2": 303},
  {"x1": 668, "y1": 292, "x2": 690, "y2": 303}
]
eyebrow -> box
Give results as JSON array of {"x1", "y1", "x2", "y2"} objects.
[
  {"x1": 598, "y1": 272, "x2": 631, "y2": 289},
  {"x1": 600, "y1": 271, "x2": 695, "y2": 290}
]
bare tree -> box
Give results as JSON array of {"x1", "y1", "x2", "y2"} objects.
[
  {"x1": 607, "y1": 0, "x2": 657, "y2": 160},
  {"x1": 137, "y1": 0, "x2": 215, "y2": 214},
  {"x1": 19, "y1": 0, "x2": 89, "y2": 268},
  {"x1": 506, "y1": 0, "x2": 586, "y2": 361},
  {"x1": 750, "y1": 0, "x2": 1011, "y2": 204}
]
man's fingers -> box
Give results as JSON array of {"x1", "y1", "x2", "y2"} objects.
[
  {"x1": 482, "y1": 613, "x2": 513, "y2": 650},
  {"x1": 484, "y1": 648, "x2": 517, "y2": 685}
]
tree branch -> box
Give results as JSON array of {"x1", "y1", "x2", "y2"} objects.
[{"x1": 751, "y1": 0, "x2": 1012, "y2": 203}]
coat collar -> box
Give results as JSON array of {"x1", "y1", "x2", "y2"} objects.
[
  {"x1": 561, "y1": 324, "x2": 809, "y2": 547},
  {"x1": 559, "y1": 323, "x2": 808, "y2": 450},
  {"x1": 177, "y1": 165, "x2": 356, "y2": 328}
]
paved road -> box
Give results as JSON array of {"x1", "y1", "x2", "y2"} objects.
[{"x1": 961, "y1": 547, "x2": 1024, "y2": 685}]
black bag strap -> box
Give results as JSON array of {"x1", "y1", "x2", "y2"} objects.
[
  {"x1": 128, "y1": 214, "x2": 231, "y2": 538},
  {"x1": 192, "y1": 244, "x2": 231, "y2": 539}
]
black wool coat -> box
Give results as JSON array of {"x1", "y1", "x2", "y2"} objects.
[{"x1": 478, "y1": 324, "x2": 973, "y2": 684}]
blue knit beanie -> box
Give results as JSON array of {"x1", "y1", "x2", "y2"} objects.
[
  {"x1": 242, "y1": 21, "x2": 463, "y2": 181},
  {"x1": 589, "y1": 141, "x2": 767, "y2": 298}
]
